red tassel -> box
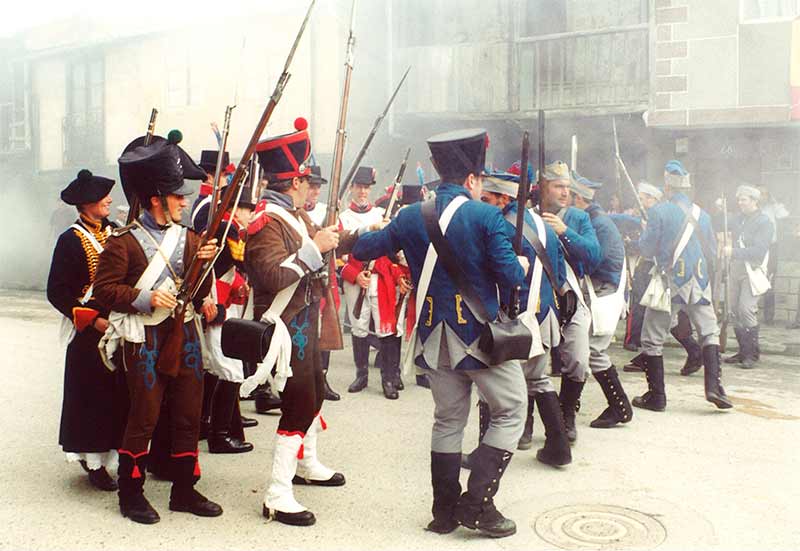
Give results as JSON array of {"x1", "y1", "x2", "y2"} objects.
[
  {"x1": 319, "y1": 416, "x2": 327, "y2": 431},
  {"x1": 193, "y1": 459, "x2": 201, "y2": 477},
  {"x1": 131, "y1": 464, "x2": 142, "y2": 479},
  {"x1": 297, "y1": 444, "x2": 304, "y2": 460}
]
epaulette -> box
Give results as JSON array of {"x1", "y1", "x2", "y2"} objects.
[
  {"x1": 247, "y1": 212, "x2": 272, "y2": 236},
  {"x1": 111, "y1": 223, "x2": 137, "y2": 237}
]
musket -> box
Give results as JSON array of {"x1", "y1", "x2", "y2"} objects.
[
  {"x1": 319, "y1": 0, "x2": 357, "y2": 352},
  {"x1": 720, "y1": 195, "x2": 731, "y2": 352},
  {"x1": 207, "y1": 105, "x2": 236, "y2": 228},
  {"x1": 155, "y1": 0, "x2": 316, "y2": 377},
  {"x1": 352, "y1": 147, "x2": 411, "y2": 319},
  {"x1": 125, "y1": 108, "x2": 158, "y2": 224},
  {"x1": 613, "y1": 116, "x2": 647, "y2": 221},
  {"x1": 508, "y1": 131, "x2": 530, "y2": 320},
  {"x1": 338, "y1": 66, "x2": 411, "y2": 204},
  {"x1": 570, "y1": 135, "x2": 578, "y2": 174}
]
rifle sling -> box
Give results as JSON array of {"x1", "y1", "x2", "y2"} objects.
[{"x1": 504, "y1": 212, "x2": 561, "y2": 296}]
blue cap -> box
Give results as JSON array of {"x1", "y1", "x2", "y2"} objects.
[{"x1": 664, "y1": 160, "x2": 688, "y2": 176}]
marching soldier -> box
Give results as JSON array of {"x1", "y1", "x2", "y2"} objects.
[
  {"x1": 242, "y1": 118, "x2": 357, "y2": 526},
  {"x1": 304, "y1": 165, "x2": 341, "y2": 401},
  {"x1": 723, "y1": 185, "x2": 774, "y2": 369},
  {"x1": 47, "y1": 170, "x2": 128, "y2": 491},
  {"x1": 352, "y1": 129, "x2": 529, "y2": 538},
  {"x1": 537, "y1": 161, "x2": 601, "y2": 442},
  {"x1": 478, "y1": 171, "x2": 572, "y2": 467},
  {"x1": 190, "y1": 153, "x2": 257, "y2": 454},
  {"x1": 634, "y1": 160, "x2": 733, "y2": 411},
  {"x1": 93, "y1": 134, "x2": 223, "y2": 524},
  {"x1": 567, "y1": 175, "x2": 633, "y2": 430},
  {"x1": 339, "y1": 166, "x2": 397, "y2": 396}
]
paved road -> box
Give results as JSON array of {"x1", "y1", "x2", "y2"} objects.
[{"x1": 1, "y1": 290, "x2": 799, "y2": 551}]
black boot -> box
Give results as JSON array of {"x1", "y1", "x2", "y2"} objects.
[
  {"x1": 632, "y1": 355, "x2": 667, "y2": 411},
  {"x1": 671, "y1": 327, "x2": 703, "y2": 376},
  {"x1": 549, "y1": 346, "x2": 562, "y2": 376},
  {"x1": 725, "y1": 327, "x2": 745, "y2": 364},
  {"x1": 558, "y1": 376, "x2": 584, "y2": 443},
  {"x1": 426, "y1": 452, "x2": 462, "y2": 534},
  {"x1": 254, "y1": 383, "x2": 282, "y2": 414},
  {"x1": 199, "y1": 373, "x2": 218, "y2": 440},
  {"x1": 118, "y1": 452, "x2": 160, "y2": 524},
  {"x1": 462, "y1": 401, "x2": 490, "y2": 470},
  {"x1": 169, "y1": 455, "x2": 223, "y2": 517},
  {"x1": 517, "y1": 395, "x2": 535, "y2": 450},
  {"x1": 534, "y1": 391, "x2": 572, "y2": 467},
  {"x1": 88, "y1": 466, "x2": 117, "y2": 491},
  {"x1": 320, "y1": 351, "x2": 341, "y2": 401},
  {"x1": 623, "y1": 352, "x2": 645, "y2": 373},
  {"x1": 416, "y1": 374, "x2": 431, "y2": 388},
  {"x1": 753, "y1": 325, "x2": 761, "y2": 361},
  {"x1": 240, "y1": 415, "x2": 258, "y2": 428},
  {"x1": 348, "y1": 336, "x2": 370, "y2": 393},
  {"x1": 453, "y1": 444, "x2": 517, "y2": 538},
  {"x1": 703, "y1": 345, "x2": 733, "y2": 409},
  {"x1": 208, "y1": 381, "x2": 254, "y2": 454},
  {"x1": 739, "y1": 327, "x2": 757, "y2": 369},
  {"x1": 388, "y1": 336, "x2": 403, "y2": 390},
  {"x1": 590, "y1": 366, "x2": 633, "y2": 428},
  {"x1": 379, "y1": 336, "x2": 400, "y2": 399}
]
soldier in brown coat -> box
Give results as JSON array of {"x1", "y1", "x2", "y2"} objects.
[
  {"x1": 93, "y1": 135, "x2": 221, "y2": 524},
  {"x1": 240, "y1": 118, "x2": 359, "y2": 526}
]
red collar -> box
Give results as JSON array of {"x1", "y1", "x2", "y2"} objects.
[{"x1": 348, "y1": 201, "x2": 372, "y2": 214}]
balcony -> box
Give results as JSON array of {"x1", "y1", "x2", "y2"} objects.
[{"x1": 394, "y1": 25, "x2": 649, "y2": 117}]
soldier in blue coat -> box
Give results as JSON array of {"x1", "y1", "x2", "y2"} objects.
[
  {"x1": 723, "y1": 184, "x2": 774, "y2": 369},
  {"x1": 636, "y1": 160, "x2": 732, "y2": 411},
  {"x1": 537, "y1": 161, "x2": 602, "y2": 442},
  {"x1": 568, "y1": 176, "x2": 633, "y2": 430},
  {"x1": 352, "y1": 129, "x2": 528, "y2": 538},
  {"x1": 478, "y1": 171, "x2": 571, "y2": 467}
]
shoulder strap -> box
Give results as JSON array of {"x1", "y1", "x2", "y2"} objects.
[
  {"x1": 421, "y1": 200, "x2": 490, "y2": 324},
  {"x1": 70, "y1": 223, "x2": 104, "y2": 254},
  {"x1": 505, "y1": 212, "x2": 561, "y2": 295},
  {"x1": 666, "y1": 201, "x2": 697, "y2": 269}
]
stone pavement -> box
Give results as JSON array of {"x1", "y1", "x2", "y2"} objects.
[{"x1": 0, "y1": 290, "x2": 799, "y2": 551}]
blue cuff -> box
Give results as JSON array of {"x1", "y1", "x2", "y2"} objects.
[
  {"x1": 296, "y1": 241, "x2": 323, "y2": 272},
  {"x1": 132, "y1": 290, "x2": 153, "y2": 314}
]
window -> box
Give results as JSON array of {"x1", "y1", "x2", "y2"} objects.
[
  {"x1": 741, "y1": 0, "x2": 800, "y2": 21},
  {"x1": 64, "y1": 56, "x2": 105, "y2": 165}
]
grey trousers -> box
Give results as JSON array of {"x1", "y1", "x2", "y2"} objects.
[
  {"x1": 523, "y1": 353, "x2": 557, "y2": 394},
  {"x1": 560, "y1": 298, "x2": 615, "y2": 383},
  {"x1": 641, "y1": 302, "x2": 720, "y2": 356},
  {"x1": 730, "y1": 275, "x2": 759, "y2": 329},
  {"x1": 426, "y1": 360, "x2": 526, "y2": 454}
]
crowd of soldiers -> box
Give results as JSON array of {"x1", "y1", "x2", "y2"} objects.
[{"x1": 47, "y1": 119, "x2": 775, "y2": 538}]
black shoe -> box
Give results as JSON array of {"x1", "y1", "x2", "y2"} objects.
[
  {"x1": 396, "y1": 378, "x2": 405, "y2": 391},
  {"x1": 88, "y1": 467, "x2": 117, "y2": 491},
  {"x1": 623, "y1": 353, "x2": 645, "y2": 373},
  {"x1": 262, "y1": 503, "x2": 316, "y2": 526},
  {"x1": 323, "y1": 371, "x2": 341, "y2": 401},
  {"x1": 517, "y1": 395, "x2": 535, "y2": 450},
  {"x1": 534, "y1": 392, "x2": 572, "y2": 467},
  {"x1": 120, "y1": 493, "x2": 160, "y2": 524},
  {"x1": 632, "y1": 391, "x2": 666, "y2": 411},
  {"x1": 453, "y1": 445, "x2": 516, "y2": 538},
  {"x1": 416, "y1": 374, "x2": 430, "y2": 388},
  {"x1": 208, "y1": 434, "x2": 254, "y2": 454},
  {"x1": 255, "y1": 391, "x2": 282, "y2": 414},
  {"x1": 347, "y1": 370, "x2": 368, "y2": 393},
  {"x1": 382, "y1": 381, "x2": 399, "y2": 400},
  {"x1": 590, "y1": 366, "x2": 632, "y2": 428},
  {"x1": 292, "y1": 472, "x2": 346, "y2": 486},
  {"x1": 169, "y1": 488, "x2": 223, "y2": 517},
  {"x1": 559, "y1": 377, "x2": 584, "y2": 443},
  {"x1": 680, "y1": 356, "x2": 703, "y2": 376},
  {"x1": 426, "y1": 517, "x2": 459, "y2": 534},
  {"x1": 240, "y1": 415, "x2": 258, "y2": 428}
]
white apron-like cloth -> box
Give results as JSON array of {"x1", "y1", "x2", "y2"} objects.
[{"x1": 586, "y1": 257, "x2": 628, "y2": 336}]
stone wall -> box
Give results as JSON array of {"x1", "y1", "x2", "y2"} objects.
[{"x1": 770, "y1": 261, "x2": 800, "y2": 324}]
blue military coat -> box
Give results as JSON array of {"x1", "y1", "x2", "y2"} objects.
[
  {"x1": 639, "y1": 192, "x2": 716, "y2": 303},
  {"x1": 585, "y1": 204, "x2": 625, "y2": 288},
  {"x1": 352, "y1": 183, "x2": 525, "y2": 370},
  {"x1": 730, "y1": 210, "x2": 772, "y2": 266},
  {"x1": 559, "y1": 206, "x2": 601, "y2": 279}
]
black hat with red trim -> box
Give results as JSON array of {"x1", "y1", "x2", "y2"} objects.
[
  {"x1": 256, "y1": 117, "x2": 311, "y2": 187},
  {"x1": 60, "y1": 169, "x2": 115, "y2": 205},
  {"x1": 198, "y1": 150, "x2": 231, "y2": 175},
  {"x1": 352, "y1": 166, "x2": 377, "y2": 186},
  {"x1": 427, "y1": 128, "x2": 488, "y2": 182}
]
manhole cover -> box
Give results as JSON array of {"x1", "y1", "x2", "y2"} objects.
[{"x1": 534, "y1": 504, "x2": 667, "y2": 550}]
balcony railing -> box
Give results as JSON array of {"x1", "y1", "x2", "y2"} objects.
[
  {"x1": 517, "y1": 25, "x2": 649, "y2": 111},
  {"x1": 394, "y1": 24, "x2": 649, "y2": 116},
  {"x1": 63, "y1": 109, "x2": 104, "y2": 166}
]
